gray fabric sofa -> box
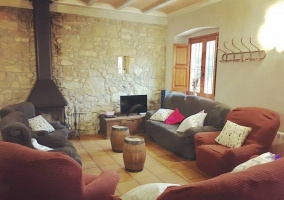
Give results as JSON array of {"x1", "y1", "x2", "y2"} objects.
[
  {"x1": 145, "y1": 93, "x2": 231, "y2": 160},
  {"x1": 0, "y1": 102, "x2": 82, "y2": 165}
]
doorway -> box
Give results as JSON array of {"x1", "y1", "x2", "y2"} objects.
[{"x1": 189, "y1": 33, "x2": 218, "y2": 99}]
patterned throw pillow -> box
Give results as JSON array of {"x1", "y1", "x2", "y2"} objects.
[
  {"x1": 176, "y1": 112, "x2": 207, "y2": 132},
  {"x1": 150, "y1": 109, "x2": 174, "y2": 122},
  {"x1": 232, "y1": 152, "x2": 275, "y2": 172},
  {"x1": 165, "y1": 108, "x2": 185, "y2": 125},
  {"x1": 215, "y1": 120, "x2": 252, "y2": 148},
  {"x1": 28, "y1": 115, "x2": 55, "y2": 133}
]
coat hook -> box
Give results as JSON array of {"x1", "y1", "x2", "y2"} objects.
[
  {"x1": 224, "y1": 41, "x2": 235, "y2": 62},
  {"x1": 217, "y1": 48, "x2": 227, "y2": 62},
  {"x1": 241, "y1": 37, "x2": 252, "y2": 61},
  {"x1": 249, "y1": 37, "x2": 261, "y2": 60},
  {"x1": 232, "y1": 38, "x2": 243, "y2": 62},
  {"x1": 260, "y1": 50, "x2": 266, "y2": 59}
]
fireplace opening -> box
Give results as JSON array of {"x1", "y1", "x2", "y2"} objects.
[{"x1": 36, "y1": 107, "x2": 65, "y2": 123}]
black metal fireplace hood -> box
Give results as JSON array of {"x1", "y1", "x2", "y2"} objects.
[{"x1": 27, "y1": 0, "x2": 68, "y2": 107}]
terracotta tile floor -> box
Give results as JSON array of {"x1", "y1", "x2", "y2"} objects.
[{"x1": 70, "y1": 134, "x2": 210, "y2": 196}]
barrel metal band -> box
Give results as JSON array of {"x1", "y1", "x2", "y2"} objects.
[
  {"x1": 112, "y1": 126, "x2": 129, "y2": 131},
  {"x1": 124, "y1": 138, "x2": 144, "y2": 145}
]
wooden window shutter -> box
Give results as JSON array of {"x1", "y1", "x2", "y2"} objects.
[{"x1": 172, "y1": 44, "x2": 189, "y2": 92}]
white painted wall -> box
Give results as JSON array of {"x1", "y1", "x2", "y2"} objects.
[
  {"x1": 174, "y1": 28, "x2": 219, "y2": 43},
  {"x1": 166, "y1": 0, "x2": 284, "y2": 130}
]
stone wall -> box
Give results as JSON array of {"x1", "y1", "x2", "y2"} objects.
[
  {"x1": 0, "y1": 7, "x2": 167, "y2": 135},
  {"x1": 0, "y1": 7, "x2": 35, "y2": 106}
]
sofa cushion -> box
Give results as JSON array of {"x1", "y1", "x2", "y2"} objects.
[
  {"x1": 10, "y1": 102, "x2": 36, "y2": 119},
  {"x1": 163, "y1": 94, "x2": 200, "y2": 117},
  {"x1": 165, "y1": 108, "x2": 185, "y2": 125},
  {"x1": 28, "y1": 115, "x2": 55, "y2": 133},
  {"x1": 120, "y1": 183, "x2": 180, "y2": 200},
  {"x1": 204, "y1": 104, "x2": 231, "y2": 127},
  {"x1": 150, "y1": 109, "x2": 173, "y2": 122},
  {"x1": 215, "y1": 120, "x2": 252, "y2": 148},
  {"x1": 176, "y1": 112, "x2": 207, "y2": 133}
]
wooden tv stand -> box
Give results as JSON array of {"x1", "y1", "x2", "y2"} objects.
[{"x1": 98, "y1": 114, "x2": 145, "y2": 139}]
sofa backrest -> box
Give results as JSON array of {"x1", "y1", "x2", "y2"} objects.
[
  {"x1": 163, "y1": 93, "x2": 200, "y2": 117},
  {"x1": 0, "y1": 102, "x2": 35, "y2": 119},
  {"x1": 226, "y1": 107, "x2": 280, "y2": 149},
  {"x1": 157, "y1": 157, "x2": 284, "y2": 200},
  {"x1": 163, "y1": 93, "x2": 230, "y2": 127}
]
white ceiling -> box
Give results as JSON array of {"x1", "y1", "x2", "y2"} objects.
[{"x1": 1, "y1": 0, "x2": 222, "y2": 24}]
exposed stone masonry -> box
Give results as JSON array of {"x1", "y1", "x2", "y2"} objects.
[{"x1": 0, "y1": 7, "x2": 167, "y2": 134}]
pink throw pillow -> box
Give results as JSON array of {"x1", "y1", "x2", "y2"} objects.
[{"x1": 165, "y1": 108, "x2": 185, "y2": 125}]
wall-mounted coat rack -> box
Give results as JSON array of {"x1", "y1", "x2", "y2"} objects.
[{"x1": 217, "y1": 37, "x2": 266, "y2": 62}]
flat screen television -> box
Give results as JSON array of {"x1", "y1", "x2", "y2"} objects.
[{"x1": 120, "y1": 95, "x2": 147, "y2": 116}]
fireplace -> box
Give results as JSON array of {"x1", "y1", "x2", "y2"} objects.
[{"x1": 27, "y1": 0, "x2": 68, "y2": 123}]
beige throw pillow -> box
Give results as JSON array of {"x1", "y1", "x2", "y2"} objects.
[
  {"x1": 215, "y1": 120, "x2": 252, "y2": 148},
  {"x1": 150, "y1": 109, "x2": 174, "y2": 122},
  {"x1": 176, "y1": 112, "x2": 207, "y2": 133}
]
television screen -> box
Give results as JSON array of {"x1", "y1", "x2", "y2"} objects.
[{"x1": 120, "y1": 95, "x2": 147, "y2": 116}]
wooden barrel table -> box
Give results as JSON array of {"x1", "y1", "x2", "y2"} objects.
[
  {"x1": 111, "y1": 125, "x2": 129, "y2": 153},
  {"x1": 123, "y1": 136, "x2": 146, "y2": 172}
]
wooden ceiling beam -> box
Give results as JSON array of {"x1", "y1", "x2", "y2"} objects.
[
  {"x1": 143, "y1": 0, "x2": 176, "y2": 13},
  {"x1": 117, "y1": 0, "x2": 137, "y2": 10},
  {"x1": 86, "y1": 0, "x2": 98, "y2": 6}
]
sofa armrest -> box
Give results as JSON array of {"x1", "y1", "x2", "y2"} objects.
[
  {"x1": 84, "y1": 170, "x2": 120, "y2": 199},
  {"x1": 32, "y1": 130, "x2": 49, "y2": 138},
  {"x1": 145, "y1": 110, "x2": 156, "y2": 121},
  {"x1": 49, "y1": 121, "x2": 64, "y2": 129},
  {"x1": 194, "y1": 131, "x2": 221, "y2": 147},
  {"x1": 0, "y1": 122, "x2": 33, "y2": 148},
  {"x1": 225, "y1": 144, "x2": 265, "y2": 168}
]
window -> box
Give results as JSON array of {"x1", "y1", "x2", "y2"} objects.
[{"x1": 188, "y1": 34, "x2": 218, "y2": 99}]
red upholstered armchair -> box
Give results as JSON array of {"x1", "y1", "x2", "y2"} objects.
[
  {"x1": 195, "y1": 107, "x2": 280, "y2": 177},
  {"x1": 0, "y1": 141, "x2": 120, "y2": 200}
]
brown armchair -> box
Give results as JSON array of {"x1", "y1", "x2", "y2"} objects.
[
  {"x1": 195, "y1": 107, "x2": 280, "y2": 177},
  {"x1": 0, "y1": 141, "x2": 120, "y2": 200}
]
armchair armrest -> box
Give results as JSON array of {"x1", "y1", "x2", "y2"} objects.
[
  {"x1": 84, "y1": 170, "x2": 120, "y2": 199},
  {"x1": 194, "y1": 131, "x2": 220, "y2": 147},
  {"x1": 0, "y1": 122, "x2": 33, "y2": 148},
  {"x1": 225, "y1": 144, "x2": 265, "y2": 170},
  {"x1": 109, "y1": 195, "x2": 120, "y2": 200},
  {"x1": 145, "y1": 110, "x2": 156, "y2": 121}
]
